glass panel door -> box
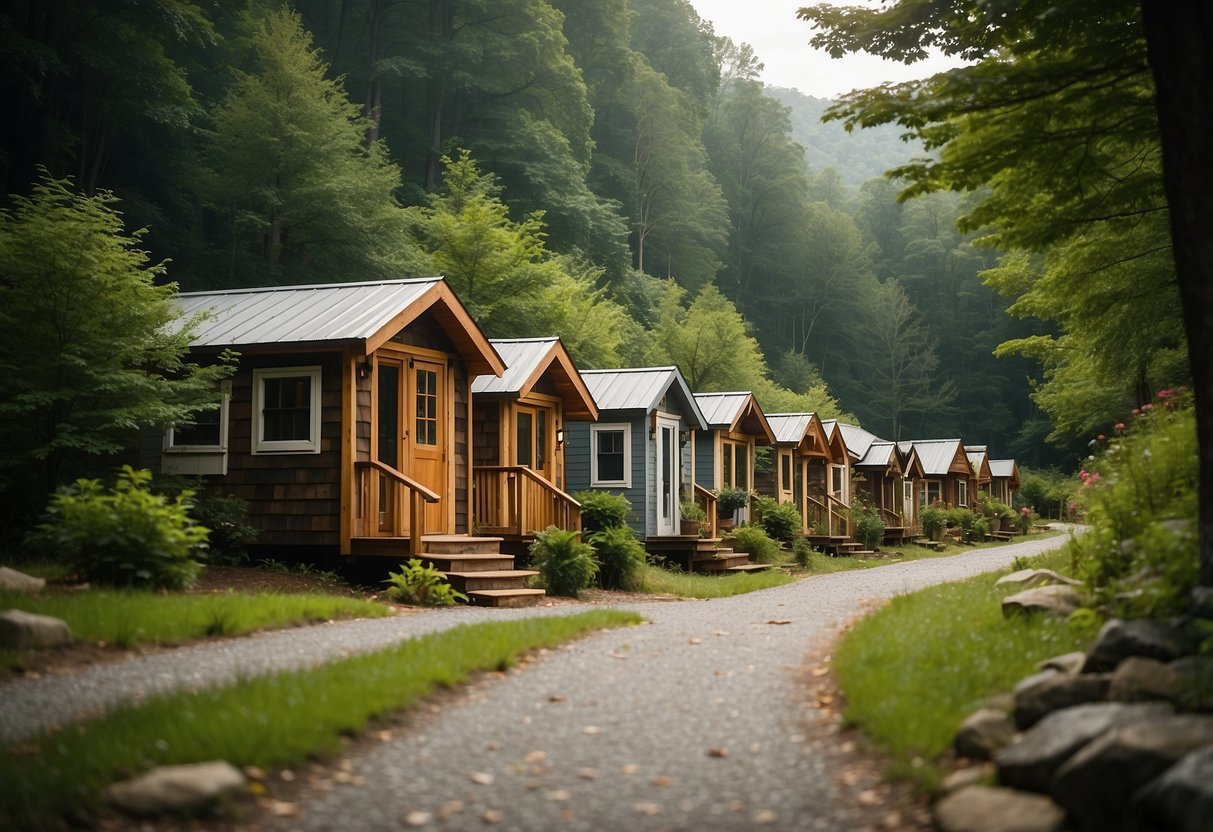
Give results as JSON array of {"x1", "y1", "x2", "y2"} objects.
[
  {"x1": 656, "y1": 416, "x2": 679, "y2": 536},
  {"x1": 516, "y1": 410, "x2": 534, "y2": 468}
]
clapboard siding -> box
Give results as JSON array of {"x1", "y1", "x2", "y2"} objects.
[
  {"x1": 694, "y1": 434, "x2": 715, "y2": 490},
  {"x1": 565, "y1": 414, "x2": 647, "y2": 535}
]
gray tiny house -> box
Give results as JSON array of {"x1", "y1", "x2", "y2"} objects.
[{"x1": 564, "y1": 367, "x2": 706, "y2": 540}]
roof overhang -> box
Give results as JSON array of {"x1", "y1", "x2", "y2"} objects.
[{"x1": 365, "y1": 280, "x2": 504, "y2": 377}]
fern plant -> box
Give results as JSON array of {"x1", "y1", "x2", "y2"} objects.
[
  {"x1": 382, "y1": 559, "x2": 467, "y2": 606},
  {"x1": 529, "y1": 527, "x2": 597, "y2": 597},
  {"x1": 589, "y1": 525, "x2": 647, "y2": 591}
]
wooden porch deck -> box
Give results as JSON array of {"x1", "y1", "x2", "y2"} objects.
[{"x1": 644, "y1": 535, "x2": 771, "y2": 574}]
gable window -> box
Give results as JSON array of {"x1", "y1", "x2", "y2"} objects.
[
  {"x1": 591, "y1": 423, "x2": 631, "y2": 487},
  {"x1": 253, "y1": 366, "x2": 322, "y2": 454},
  {"x1": 958, "y1": 480, "x2": 969, "y2": 507},
  {"x1": 163, "y1": 381, "x2": 232, "y2": 475}
]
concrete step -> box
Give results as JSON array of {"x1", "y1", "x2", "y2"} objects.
[
  {"x1": 423, "y1": 535, "x2": 506, "y2": 555},
  {"x1": 467, "y1": 588, "x2": 547, "y2": 608},
  {"x1": 446, "y1": 569, "x2": 539, "y2": 592}
]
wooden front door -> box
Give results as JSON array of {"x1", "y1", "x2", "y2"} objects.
[
  {"x1": 515, "y1": 404, "x2": 554, "y2": 483},
  {"x1": 408, "y1": 357, "x2": 447, "y2": 532}
]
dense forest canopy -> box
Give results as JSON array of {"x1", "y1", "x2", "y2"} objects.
[{"x1": 4, "y1": 0, "x2": 1177, "y2": 480}]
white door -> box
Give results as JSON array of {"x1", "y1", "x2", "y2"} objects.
[{"x1": 655, "y1": 416, "x2": 680, "y2": 537}]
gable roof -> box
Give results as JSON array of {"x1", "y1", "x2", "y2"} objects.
[
  {"x1": 819, "y1": 419, "x2": 851, "y2": 464},
  {"x1": 858, "y1": 440, "x2": 901, "y2": 471},
  {"x1": 766, "y1": 412, "x2": 832, "y2": 458},
  {"x1": 837, "y1": 423, "x2": 884, "y2": 463},
  {"x1": 966, "y1": 449, "x2": 992, "y2": 482},
  {"x1": 990, "y1": 459, "x2": 1019, "y2": 480},
  {"x1": 471, "y1": 338, "x2": 598, "y2": 421},
  {"x1": 692, "y1": 392, "x2": 775, "y2": 443},
  {"x1": 174, "y1": 277, "x2": 504, "y2": 376},
  {"x1": 580, "y1": 367, "x2": 706, "y2": 428},
  {"x1": 902, "y1": 438, "x2": 971, "y2": 477}
]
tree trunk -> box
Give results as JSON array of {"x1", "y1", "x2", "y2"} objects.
[{"x1": 1139, "y1": 1, "x2": 1213, "y2": 586}]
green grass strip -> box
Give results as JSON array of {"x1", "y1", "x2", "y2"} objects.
[
  {"x1": 0, "y1": 609, "x2": 642, "y2": 826},
  {"x1": 0, "y1": 589, "x2": 389, "y2": 648},
  {"x1": 639, "y1": 563, "x2": 791, "y2": 598},
  {"x1": 832, "y1": 548, "x2": 1089, "y2": 791}
]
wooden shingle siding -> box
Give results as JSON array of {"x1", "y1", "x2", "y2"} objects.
[{"x1": 473, "y1": 400, "x2": 501, "y2": 465}]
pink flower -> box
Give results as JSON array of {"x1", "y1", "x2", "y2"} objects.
[
  {"x1": 1157, "y1": 388, "x2": 1173, "y2": 399},
  {"x1": 1096, "y1": 434, "x2": 1106, "y2": 441},
  {"x1": 1142, "y1": 403, "x2": 1153, "y2": 410},
  {"x1": 1114, "y1": 422, "x2": 1125, "y2": 430},
  {"x1": 1132, "y1": 408, "x2": 1141, "y2": 416}
]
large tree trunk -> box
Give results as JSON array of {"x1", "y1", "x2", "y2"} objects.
[{"x1": 1140, "y1": 2, "x2": 1213, "y2": 586}]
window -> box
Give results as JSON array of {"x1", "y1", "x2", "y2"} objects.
[
  {"x1": 253, "y1": 366, "x2": 322, "y2": 454},
  {"x1": 923, "y1": 480, "x2": 941, "y2": 506},
  {"x1": 958, "y1": 480, "x2": 969, "y2": 507},
  {"x1": 780, "y1": 452, "x2": 792, "y2": 493},
  {"x1": 163, "y1": 381, "x2": 231, "y2": 475},
  {"x1": 722, "y1": 441, "x2": 747, "y2": 490},
  {"x1": 415, "y1": 367, "x2": 438, "y2": 446},
  {"x1": 591, "y1": 423, "x2": 631, "y2": 487}
]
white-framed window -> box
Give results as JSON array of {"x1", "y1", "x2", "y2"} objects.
[
  {"x1": 922, "y1": 480, "x2": 941, "y2": 506},
  {"x1": 163, "y1": 380, "x2": 232, "y2": 475},
  {"x1": 590, "y1": 423, "x2": 631, "y2": 488},
  {"x1": 958, "y1": 480, "x2": 969, "y2": 507},
  {"x1": 253, "y1": 366, "x2": 322, "y2": 454}
]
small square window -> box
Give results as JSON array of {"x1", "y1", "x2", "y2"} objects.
[
  {"x1": 591, "y1": 423, "x2": 631, "y2": 487},
  {"x1": 163, "y1": 381, "x2": 232, "y2": 475},
  {"x1": 253, "y1": 367, "x2": 322, "y2": 454}
]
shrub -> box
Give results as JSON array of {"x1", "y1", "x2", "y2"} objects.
[
  {"x1": 39, "y1": 466, "x2": 207, "y2": 589},
  {"x1": 730, "y1": 525, "x2": 782, "y2": 564},
  {"x1": 945, "y1": 507, "x2": 978, "y2": 533},
  {"x1": 968, "y1": 516, "x2": 990, "y2": 541},
  {"x1": 852, "y1": 505, "x2": 885, "y2": 550},
  {"x1": 382, "y1": 559, "x2": 467, "y2": 606},
  {"x1": 753, "y1": 495, "x2": 801, "y2": 543},
  {"x1": 715, "y1": 487, "x2": 751, "y2": 517},
  {"x1": 191, "y1": 492, "x2": 259, "y2": 565},
  {"x1": 589, "y1": 525, "x2": 647, "y2": 591},
  {"x1": 792, "y1": 536, "x2": 815, "y2": 568},
  {"x1": 921, "y1": 506, "x2": 947, "y2": 539},
  {"x1": 679, "y1": 499, "x2": 706, "y2": 524},
  {"x1": 576, "y1": 491, "x2": 631, "y2": 533},
  {"x1": 1015, "y1": 506, "x2": 1039, "y2": 534},
  {"x1": 1017, "y1": 468, "x2": 1080, "y2": 519},
  {"x1": 529, "y1": 527, "x2": 598, "y2": 597}
]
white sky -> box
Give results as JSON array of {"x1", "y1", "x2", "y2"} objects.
[{"x1": 687, "y1": 0, "x2": 962, "y2": 99}]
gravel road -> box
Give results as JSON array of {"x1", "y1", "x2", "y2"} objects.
[{"x1": 1, "y1": 531, "x2": 1074, "y2": 830}]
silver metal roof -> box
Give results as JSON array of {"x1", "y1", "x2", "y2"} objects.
[
  {"x1": 837, "y1": 423, "x2": 883, "y2": 461},
  {"x1": 471, "y1": 338, "x2": 558, "y2": 395},
  {"x1": 173, "y1": 278, "x2": 442, "y2": 347},
  {"x1": 967, "y1": 450, "x2": 988, "y2": 472},
  {"x1": 990, "y1": 459, "x2": 1018, "y2": 479},
  {"x1": 581, "y1": 367, "x2": 706, "y2": 428},
  {"x1": 906, "y1": 439, "x2": 967, "y2": 476},
  {"x1": 964, "y1": 444, "x2": 988, "y2": 453},
  {"x1": 693, "y1": 392, "x2": 754, "y2": 429},
  {"x1": 766, "y1": 413, "x2": 815, "y2": 445},
  {"x1": 858, "y1": 441, "x2": 896, "y2": 468}
]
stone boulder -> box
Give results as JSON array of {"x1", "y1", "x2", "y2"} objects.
[
  {"x1": 0, "y1": 567, "x2": 45, "y2": 593},
  {"x1": 940, "y1": 764, "x2": 995, "y2": 794},
  {"x1": 933, "y1": 785, "x2": 1065, "y2": 832},
  {"x1": 1134, "y1": 744, "x2": 1213, "y2": 832},
  {"x1": 1051, "y1": 714, "x2": 1213, "y2": 832},
  {"x1": 1108, "y1": 656, "x2": 1182, "y2": 705},
  {"x1": 105, "y1": 761, "x2": 247, "y2": 817},
  {"x1": 996, "y1": 702, "x2": 1172, "y2": 793},
  {"x1": 955, "y1": 708, "x2": 1017, "y2": 760},
  {"x1": 995, "y1": 569, "x2": 1081, "y2": 590},
  {"x1": 1082, "y1": 618, "x2": 1190, "y2": 672},
  {"x1": 1038, "y1": 651, "x2": 1086, "y2": 676},
  {"x1": 1013, "y1": 669, "x2": 1110, "y2": 729},
  {"x1": 1169, "y1": 656, "x2": 1213, "y2": 711},
  {"x1": 1001, "y1": 585, "x2": 1081, "y2": 619},
  {"x1": 0, "y1": 608, "x2": 72, "y2": 649}
]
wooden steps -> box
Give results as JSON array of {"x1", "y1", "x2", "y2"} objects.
[
  {"x1": 645, "y1": 535, "x2": 768, "y2": 574},
  {"x1": 464, "y1": 588, "x2": 547, "y2": 608}
]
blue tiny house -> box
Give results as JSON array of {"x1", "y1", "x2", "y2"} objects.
[{"x1": 564, "y1": 367, "x2": 706, "y2": 540}]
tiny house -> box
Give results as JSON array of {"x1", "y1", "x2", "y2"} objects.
[
  {"x1": 838, "y1": 423, "x2": 919, "y2": 542},
  {"x1": 760, "y1": 413, "x2": 844, "y2": 537},
  {"x1": 965, "y1": 445, "x2": 994, "y2": 499},
  {"x1": 901, "y1": 438, "x2": 974, "y2": 508},
  {"x1": 989, "y1": 458, "x2": 1021, "y2": 505},
  {"x1": 691, "y1": 391, "x2": 775, "y2": 526}
]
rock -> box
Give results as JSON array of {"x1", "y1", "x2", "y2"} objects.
[
  {"x1": 933, "y1": 785, "x2": 1065, "y2": 832},
  {"x1": 0, "y1": 608, "x2": 72, "y2": 649},
  {"x1": 106, "y1": 761, "x2": 247, "y2": 817},
  {"x1": 1038, "y1": 651, "x2": 1086, "y2": 676},
  {"x1": 995, "y1": 569, "x2": 1081, "y2": 590},
  {"x1": 1013, "y1": 670, "x2": 1111, "y2": 729},
  {"x1": 955, "y1": 709, "x2": 1017, "y2": 760},
  {"x1": 1108, "y1": 656, "x2": 1182, "y2": 704},
  {"x1": 1002, "y1": 585, "x2": 1082, "y2": 619},
  {"x1": 1189, "y1": 586, "x2": 1213, "y2": 619},
  {"x1": 1169, "y1": 655, "x2": 1213, "y2": 711},
  {"x1": 0, "y1": 566, "x2": 45, "y2": 593},
  {"x1": 1134, "y1": 744, "x2": 1213, "y2": 832},
  {"x1": 940, "y1": 764, "x2": 995, "y2": 794},
  {"x1": 1051, "y1": 714, "x2": 1213, "y2": 832},
  {"x1": 996, "y1": 702, "x2": 1172, "y2": 793},
  {"x1": 1082, "y1": 618, "x2": 1190, "y2": 673}
]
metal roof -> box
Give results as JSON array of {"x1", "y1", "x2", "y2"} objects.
[
  {"x1": 472, "y1": 338, "x2": 558, "y2": 395},
  {"x1": 580, "y1": 367, "x2": 706, "y2": 428},
  {"x1": 858, "y1": 441, "x2": 897, "y2": 468},
  {"x1": 905, "y1": 438, "x2": 967, "y2": 476},
  {"x1": 990, "y1": 459, "x2": 1018, "y2": 478},
  {"x1": 964, "y1": 444, "x2": 988, "y2": 453},
  {"x1": 174, "y1": 278, "x2": 442, "y2": 347},
  {"x1": 837, "y1": 423, "x2": 884, "y2": 461},
  {"x1": 693, "y1": 392, "x2": 752, "y2": 428},
  {"x1": 967, "y1": 451, "x2": 987, "y2": 470},
  {"x1": 766, "y1": 413, "x2": 815, "y2": 445}
]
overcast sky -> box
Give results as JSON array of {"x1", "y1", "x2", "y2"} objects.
[{"x1": 687, "y1": 0, "x2": 962, "y2": 100}]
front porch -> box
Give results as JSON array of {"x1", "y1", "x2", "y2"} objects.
[{"x1": 471, "y1": 465, "x2": 581, "y2": 556}]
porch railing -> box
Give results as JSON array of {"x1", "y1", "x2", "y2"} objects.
[
  {"x1": 878, "y1": 506, "x2": 902, "y2": 527},
  {"x1": 692, "y1": 484, "x2": 718, "y2": 539},
  {"x1": 354, "y1": 460, "x2": 440, "y2": 555},
  {"x1": 804, "y1": 494, "x2": 851, "y2": 537},
  {"x1": 472, "y1": 466, "x2": 581, "y2": 538}
]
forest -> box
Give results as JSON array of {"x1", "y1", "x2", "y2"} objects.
[{"x1": 0, "y1": 0, "x2": 1187, "y2": 480}]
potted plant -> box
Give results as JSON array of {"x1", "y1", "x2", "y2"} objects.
[
  {"x1": 982, "y1": 498, "x2": 1012, "y2": 532},
  {"x1": 679, "y1": 498, "x2": 706, "y2": 536},
  {"x1": 715, "y1": 487, "x2": 750, "y2": 530},
  {"x1": 921, "y1": 505, "x2": 947, "y2": 541}
]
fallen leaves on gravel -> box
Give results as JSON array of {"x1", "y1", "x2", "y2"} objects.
[
  {"x1": 467, "y1": 771, "x2": 495, "y2": 785},
  {"x1": 582, "y1": 725, "x2": 602, "y2": 735},
  {"x1": 754, "y1": 809, "x2": 778, "y2": 824},
  {"x1": 706, "y1": 746, "x2": 729, "y2": 758},
  {"x1": 403, "y1": 810, "x2": 432, "y2": 826},
  {"x1": 260, "y1": 798, "x2": 299, "y2": 817},
  {"x1": 767, "y1": 619, "x2": 792, "y2": 625},
  {"x1": 633, "y1": 802, "x2": 662, "y2": 815},
  {"x1": 651, "y1": 775, "x2": 673, "y2": 787},
  {"x1": 524, "y1": 750, "x2": 547, "y2": 763},
  {"x1": 482, "y1": 808, "x2": 504, "y2": 824}
]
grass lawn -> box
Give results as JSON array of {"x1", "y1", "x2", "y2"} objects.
[
  {"x1": 803, "y1": 530, "x2": 1062, "y2": 575},
  {"x1": 832, "y1": 547, "x2": 1090, "y2": 792},
  {"x1": 0, "y1": 609, "x2": 643, "y2": 827},
  {"x1": 638, "y1": 562, "x2": 792, "y2": 598}
]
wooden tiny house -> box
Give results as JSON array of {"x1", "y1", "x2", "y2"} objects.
[
  {"x1": 989, "y1": 458, "x2": 1021, "y2": 505},
  {"x1": 838, "y1": 423, "x2": 919, "y2": 543},
  {"x1": 470, "y1": 338, "x2": 598, "y2": 550},
  {"x1": 691, "y1": 392, "x2": 775, "y2": 526},
  {"x1": 900, "y1": 439, "x2": 974, "y2": 509},
  {"x1": 965, "y1": 445, "x2": 994, "y2": 499}
]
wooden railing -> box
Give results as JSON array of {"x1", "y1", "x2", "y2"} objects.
[
  {"x1": 879, "y1": 506, "x2": 902, "y2": 527},
  {"x1": 804, "y1": 494, "x2": 851, "y2": 537},
  {"x1": 472, "y1": 466, "x2": 581, "y2": 538},
  {"x1": 692, "y1": 484, "x2": 718, "y2": 539},
  {"x1": 354, "y1": 460, "x2": 440, "y2": 555},
  {"x1": 827, "y1": 494, "x2": 851, "y2": 537}
]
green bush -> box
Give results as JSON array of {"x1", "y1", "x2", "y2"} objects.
[
  {"x1": 679, "y1": 499, "x2": 706, "y2": 524},
  {"x1": 1070, "y1": 389, "x2": 1198, "y2": 617},
  {"x1": 716, "y1": 487, "x2": 750, "y2": 517},
  {"x1": 945, "y1": 507, "x2": 978, "y2": 533},
  {"x1": 968, "y1": 516, "x2": 990, "y2": 541},
  {"x1": 589, "y1": 525, "x2": 647, "y2": 591},
  {"x1": 730, "y1": 525, "x2": 782, "y2": 564},
  {"x1": 753, "y1": 495, "x2": 801, "y2": 543},
  {"x1": 792, "y1": 536, "x2": 815, "y2": 568},
  {"x1": 1017, "y1": 468, "x2": 1079, "y2": 519},
  {"x1": 529, "y1": 527, "x2": 598, "y2": 597},
  {"x1": 852, "y1": 505, "x2": 885, "y2": 550},
  {"x1": 921, "y1": 506, "x2": 947, "y2": 539},
  {"x1": 39, "y1": 466, "x2": 208, "y2": 589},
  {"x1": 382, "y1": 558, "x2": 466, "y2": 606},
  {"x1": 191, "y1": 492, "x2": 259, "y2": 565},
  {"x1": 576, "y1": 491, "x2": 631, "y2": 533}
]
